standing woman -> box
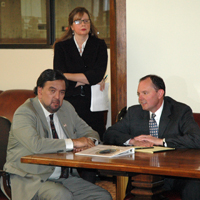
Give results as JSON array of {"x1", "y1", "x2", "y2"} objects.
[
  {"x1": 53, "y1": 7, "x2": 108, "y2": 141},
  {"x1": 53, "y1": 7, "x2": 108, "y2": 183}
]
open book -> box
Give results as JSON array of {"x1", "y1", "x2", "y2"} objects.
[{"x1": 75, "y1": 145, "x2": 135, "y2": 158}]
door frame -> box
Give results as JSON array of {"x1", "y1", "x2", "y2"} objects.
[{"x1": 110, "y1": 0, "x2": 127, "y2": 124}]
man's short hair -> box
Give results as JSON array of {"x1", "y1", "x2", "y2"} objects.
[
  {"x1": 140, "y1": 74, "x2": 166, "y2": 96},
  {"x1": 34, "y1": 69, "x2": 68, "y2": 95}
]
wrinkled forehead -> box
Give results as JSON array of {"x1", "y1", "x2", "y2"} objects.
[{"x1": 43, "y1": 80, "x2": 66, "y2": 90}]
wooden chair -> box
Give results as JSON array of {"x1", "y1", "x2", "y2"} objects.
[
  {"x1": 0, "y1": 90, "x2": 35, "y2": 200},
  {"x1": 0, "y1": 116, "x2": 11, "y2": 199}
]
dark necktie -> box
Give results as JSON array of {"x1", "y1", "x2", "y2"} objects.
[
  {"x1": 49, "y1": 114, "x2": 58, "y2": 139},
  {"x1": 149, "y1": 113, "x2": 158, "y2": 138},
  {"x1": 49, "y1": 114, "x2": 69, "y2": 178}
]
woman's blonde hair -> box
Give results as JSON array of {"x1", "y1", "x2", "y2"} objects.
[{"x1": 53, "y1": 7, "x2": 98, "y2": 48}]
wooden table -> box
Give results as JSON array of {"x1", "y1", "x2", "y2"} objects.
[{"x1": 21, "y1": 149, "x2": 200, "y2": 199}]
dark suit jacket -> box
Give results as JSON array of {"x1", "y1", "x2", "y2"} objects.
[
  {"x1": 104, "y1": 96, "x2": 200, "y2": 148},
  {"x1": 53, "y1": 35, "x2": 108, "y2": 97}
]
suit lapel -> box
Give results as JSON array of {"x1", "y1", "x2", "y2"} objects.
[
  {"x1": 57, "y1": 109, "x2": 70, "y2": 138},
  {"x1": 32, "y1": 97, "x2": 51, "y2": 138},
  {"x1": 72, "y1": 36, "x2": 98, "y2": 70},
  {"x1": 159, "y1": 99, "x2": 171, "y2": 138},
  {"x1": 143, "y1": 111, "x2": 150, "y2": 134},
  {"x1": 82, "y1": 36, "x2": 97, "y2": 59}
]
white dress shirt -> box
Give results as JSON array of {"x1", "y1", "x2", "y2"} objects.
[
  {"x1": 149, "y1": 101, "x2": 164, "y2": 126},
  {"x1": 73, "y1": 35, "x2": 88, "y2": 56},
  {"x1": 39, "y1": 100, "x2": 73, "y2": 179}
]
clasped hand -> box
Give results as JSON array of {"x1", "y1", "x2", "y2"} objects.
[
  {"x1": 72, "y1": 137, "x2": 95, "y2": 152},
  {"x1": 130, "y1": 135, "x2": 163, "y2": 146}
]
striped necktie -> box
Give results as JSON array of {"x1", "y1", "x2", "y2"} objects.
[
  {"x1": 49, "y1": 114, "x2": 58, "y2": 139},
  {"x1": 49, "y1": 114, "x2": 69, "y2": 178},
  {"x1": 149, "y1": 113, "x2": 158, "y2": 138}
]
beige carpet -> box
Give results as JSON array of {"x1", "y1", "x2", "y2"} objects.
[{"x1": 95, "y1": 180, "x2": 116, "y2": 200}]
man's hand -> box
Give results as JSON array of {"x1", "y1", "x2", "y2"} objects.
[
  {"x1": 72, "y1": 137, "x2": 95, "y2": 150},
  {"x1": 129, "y1": 138, "x2": 154, "y2": 147},
  {"x1": 73, "y1": 146, "x2": 88, "y2": 153},
  {"x1": 134, "y1": 135, "x2": 163, "y2": 146}
]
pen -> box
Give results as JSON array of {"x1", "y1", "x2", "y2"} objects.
[{"x1": 103, "y1": 75, "x2": 108, "y2": 81}]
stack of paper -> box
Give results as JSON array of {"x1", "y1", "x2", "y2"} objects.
[{"x1": 90, "y1": 83, "x2": 109, "y2": 112}]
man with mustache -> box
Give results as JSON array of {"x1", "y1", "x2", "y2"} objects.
[
  {"x1": 3, "y1": 69, "x2": 112, "y2": 200},
  {"x1": 104, "y1": 74, "x2": 200, "y2": 200}
]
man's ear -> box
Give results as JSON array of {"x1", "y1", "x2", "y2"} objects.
[
  {"x1": 37, "y1": 87, "x2": 42, "y2": 99},
  {"x1": 158, "y1": 89, "x2": 164, "y2": 99}
]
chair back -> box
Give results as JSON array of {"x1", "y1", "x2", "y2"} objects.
[
  {"x1": 116, "y1": 106, "x2": 127, "y2": 122},
  {"x1": 193, "y1": 113, "x2": 200, "y2": 127},
  {"x1": 0, "y1": 116, "x2": 11, "y2": 170},
  {"x1": 0, "y1": 90, "x2": 35, "y2": 122}
]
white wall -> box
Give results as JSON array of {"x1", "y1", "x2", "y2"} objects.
[
  {"x1": 127, "y1": 0, "x2": 200, "y2": 112},
  {"x1": 0, "y1": 49, "x2": 54, "y2": 90},
  {"x1": 0, "y1": 49, "x2": 111, "y2": 127}
]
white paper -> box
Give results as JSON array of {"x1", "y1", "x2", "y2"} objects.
[{"x1": 90, "y1": 82, "x2": 109, "y2": 112}]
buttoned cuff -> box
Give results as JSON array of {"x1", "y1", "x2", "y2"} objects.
[
  {"x1": 124, "y1": 139, "x2": 132, "y2": 146},
  {"x1": 64, "y1": 139, "x2": 74, "y2": 151}
]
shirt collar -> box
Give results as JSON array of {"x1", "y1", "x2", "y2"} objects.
[
  {"x1": 73, "y1": 35, "x2": 88, "y2": 56},
  {"x1": 149, "y1": 100, "x2": 164, "y2": 125}
]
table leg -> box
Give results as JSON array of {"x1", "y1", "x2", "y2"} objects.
[
  {"x1": 116, "y1": 176, "x2": 128, "y2": 200},
  {"x1": 130, "y1": 174, "x2": 165, "y2": 200}
]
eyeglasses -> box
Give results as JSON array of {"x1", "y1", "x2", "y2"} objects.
[{"x1": 73, "y1": 19, "x2": 90, "y2": 25}]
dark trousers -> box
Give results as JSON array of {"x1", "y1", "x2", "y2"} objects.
[
  {"x1": 163, "y1": 177, "x2": 200, "y2": 200},
  {"x1": 77, "y1": 168, "x2": 97, "y2": 184}
]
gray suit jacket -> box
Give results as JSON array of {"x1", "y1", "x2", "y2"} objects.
[
  {"x1": 4, "y1": 97, "x2": 99, "y2": 200},
  {"x1": 104, "y1": 96, "x2": 200, "y2": 148}
]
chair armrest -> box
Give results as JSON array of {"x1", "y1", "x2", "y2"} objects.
[{"x1": 0, "y1": 170, "x2": 11, "y2": 199}]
